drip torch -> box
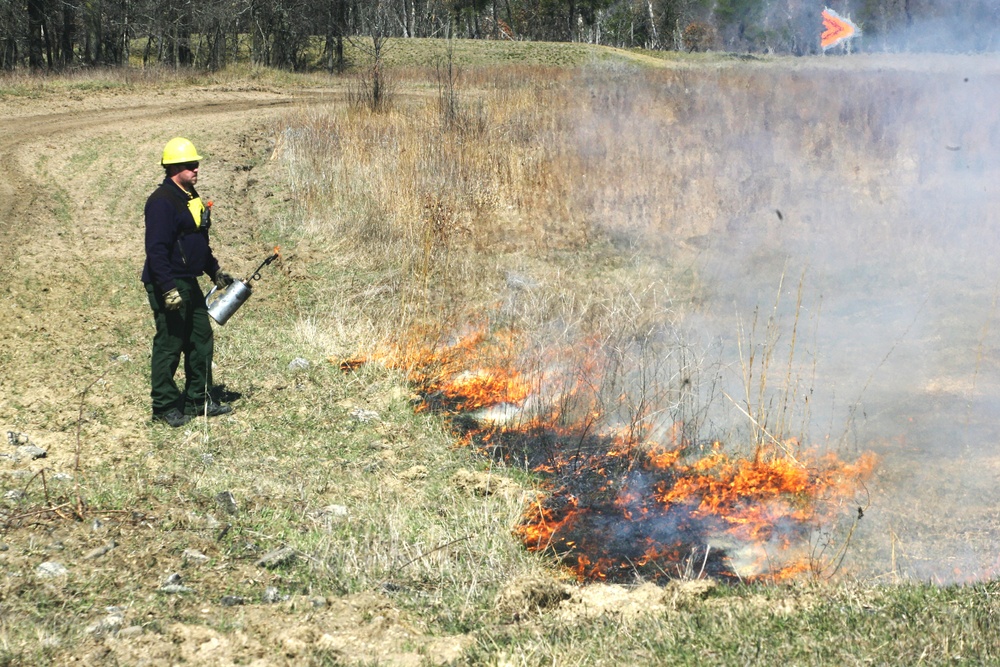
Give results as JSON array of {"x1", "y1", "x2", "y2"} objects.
[{"x1": 205, "y1": 247, "x2": 281, "y2": 325}]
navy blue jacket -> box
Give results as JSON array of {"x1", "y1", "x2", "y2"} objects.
[{"x1": 141, "y1": 178, "x2": 220, "y2": 293}]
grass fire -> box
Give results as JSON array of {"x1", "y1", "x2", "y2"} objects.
[{"x1": 347, "y1": 324, "x2": 877, "y2": 583}]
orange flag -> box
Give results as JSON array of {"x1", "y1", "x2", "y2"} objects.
[{"x1": 821, "y1": 8, "x2": 858, "y2": 50}]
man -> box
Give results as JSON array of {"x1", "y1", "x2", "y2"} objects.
[{"x1": 142, "y1": 137, "x2": 235, "y2": 427}]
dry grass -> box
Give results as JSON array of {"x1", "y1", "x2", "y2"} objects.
[{"x1": 271, "y1": 57, "x2": 984, "y2": 394}]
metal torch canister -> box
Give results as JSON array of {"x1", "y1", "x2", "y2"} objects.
[{"x1": 205, "y1": 280, "x2": 253, "y2": 325}]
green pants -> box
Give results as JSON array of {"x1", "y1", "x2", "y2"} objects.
[{"x1": 146, "y1": 278, "x2": 214, "y2": 414}]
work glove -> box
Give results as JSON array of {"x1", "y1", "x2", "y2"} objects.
[
  {"x1": 213, "y1": 271, "x2": 235, "y2": 290},
  {"x1": 163, "y1": 288, "x2": 183, "y2": 311}
]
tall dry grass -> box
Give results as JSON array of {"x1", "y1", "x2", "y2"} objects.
[{"x1": 272, "y1": 57, "x2": 1000, "y2": 446}]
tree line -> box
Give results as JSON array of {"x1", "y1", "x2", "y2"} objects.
[{"x1": 2, "y1": 0, "x2": 998, "y2": 71}]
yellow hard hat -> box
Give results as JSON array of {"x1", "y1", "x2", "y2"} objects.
[{"x1": 161, "y1": 137, "x2": 203, "y2": 165}]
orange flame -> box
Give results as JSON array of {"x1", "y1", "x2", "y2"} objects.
[{"x1": 340, "y1": 325, "x2": 877, "y2": 582}]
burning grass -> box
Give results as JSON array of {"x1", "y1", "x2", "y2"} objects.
[
  {"x1": 347, "y1": 324, "x2": 877, "y2": 584},
  {"x1": 518, "y1": 443, "x2": 876, "y2": 583},
  {"x1": 277, "y1": 57, "x2": 1000, "y2": 588}
]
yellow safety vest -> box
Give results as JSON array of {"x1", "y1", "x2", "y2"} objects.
[{"x1": 187, "y1": 196, "x2": 206, "y2": 228}]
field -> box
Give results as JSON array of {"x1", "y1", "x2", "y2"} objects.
[{"x1": 1, "y1": 40, "x2": 999, "y2": 665}]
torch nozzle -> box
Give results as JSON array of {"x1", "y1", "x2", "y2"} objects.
[{"x1": 247, "y1": 246, "x2": 281, "y2": 283}]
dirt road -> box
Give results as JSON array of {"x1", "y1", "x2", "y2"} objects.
[{"x1": 0, "y1": 90, "x2": 298, "y2": 258}]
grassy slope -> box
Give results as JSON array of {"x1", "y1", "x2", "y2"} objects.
[{"x1": 0, "y1": 40, "x2": 997, "y2": 666}]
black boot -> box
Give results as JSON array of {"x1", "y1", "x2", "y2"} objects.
[
  {"x1": 186, "y1": 400, "x2": 233, "y2": 418},
  {"x1": 152, "y1": 408, "x2": 194, "y2": 428}
]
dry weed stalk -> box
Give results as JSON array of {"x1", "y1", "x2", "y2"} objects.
[
  {"x1": 731, "y1": 269, "x2": 813, "y2": 464},
  {"x1": 0, "y1": 369, "x2": 107, "y2": 530},
  {"x1": 347, "y1": 2, "x2": 396, "y2": 113}
]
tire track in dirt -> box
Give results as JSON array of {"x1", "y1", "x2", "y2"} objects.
[{"x1": 0, "y1": 95, "x2": 300, "y2": 274}]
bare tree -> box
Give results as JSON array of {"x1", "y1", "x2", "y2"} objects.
[{"x1": 348, "y1": 0, "x2": 395, "y2": 112}]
